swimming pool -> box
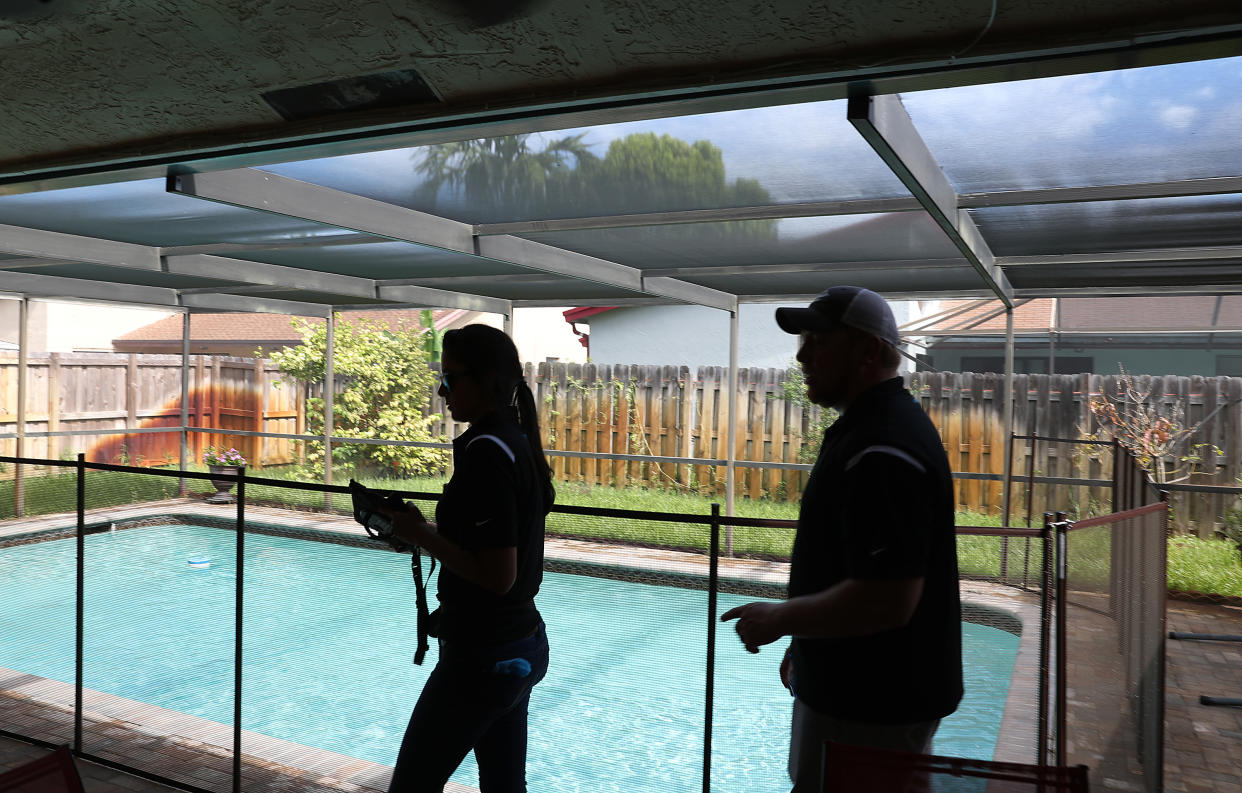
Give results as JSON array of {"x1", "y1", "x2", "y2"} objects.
[{"x1": 0, "y1": 523, "x2": 1019, "y2": 792}]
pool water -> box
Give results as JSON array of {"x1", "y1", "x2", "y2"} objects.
[{"x1": 0, "y1": 525, "x2": 1019, "y2": 792}]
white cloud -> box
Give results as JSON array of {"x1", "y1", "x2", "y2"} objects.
[{"x1": 1158, "y1": 104, "x2": 1197, "y2": 130}]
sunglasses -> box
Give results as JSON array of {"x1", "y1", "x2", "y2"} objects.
[{"x1": 439, "y1": 369, "x2": 471, "y2": 392}]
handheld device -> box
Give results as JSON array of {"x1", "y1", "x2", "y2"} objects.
[
  {"x1": 347, "y1": 479, "x2": 434, "y2": 665},
  {"x1": 349, "y1": 479, "x2": 416, "y2": 550}
]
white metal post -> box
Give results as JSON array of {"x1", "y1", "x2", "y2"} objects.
[
  {"x1": 15, "y1": 298, "x2": 27, "y2": 516},
  {"x1": 725, "y1": 308, "x2": 738, "y2": 555},
  {"x1": 324, "y1": 311, "x2": 335, "y2": 508},
  {"x1": 180, "y1": 312, "x2": 190, "y2": 495},
  {"x1": 1001, "y1": 306, "x2": 1015, "y2": 522}
]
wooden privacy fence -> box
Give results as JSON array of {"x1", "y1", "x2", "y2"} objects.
[
  {"x1": 1, "y1": 353, "x2": 1239, "y2": 533},
  {"x1": 435, "y1": 362, "x2": 819, "y2": 502},
  {"x1": 0, "y1": 353, "x2": 300, "y2": 469},
  {"x1": 909, "y1": 371, "x2": 1242, "y2": 534}
]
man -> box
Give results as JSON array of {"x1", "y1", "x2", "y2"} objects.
[{"x1": 721, "y1": 286, "x2": 962, "y2": 792}]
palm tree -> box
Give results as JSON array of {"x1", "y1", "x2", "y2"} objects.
[{"x1": 412, "y1": 133, "x2": 596, "y2": 218}]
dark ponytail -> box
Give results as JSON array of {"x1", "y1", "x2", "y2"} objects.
[
  {"x1": 442, "y1": 324, "x2": 555, "y2": 506},
  {"x1": 513, "y1": 378, "x2": 555, "y2": 507}
]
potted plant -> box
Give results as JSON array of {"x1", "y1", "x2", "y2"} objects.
[{"x1": 203, "y1": 446, "x2": 246, "y2": 503}]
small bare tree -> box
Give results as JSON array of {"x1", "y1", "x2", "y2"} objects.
[{"x1": 1082, "y1": 367, "x2": 1221, "y2": 485}]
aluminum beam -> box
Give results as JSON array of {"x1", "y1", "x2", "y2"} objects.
[
  {"x1": 473, "y1": 197, "x2": 923, "y2": 235},
  {"x1": 641, "y1": 277, "x2": 737, "y2": 312},
  {"x1": 473, "y1": 235, "x2": 643, "y2": 292},
  {"x1": 0, "y1": 271, "x2": 178, "y2": 305},
  {"x1": 171, "y1": 168, "x2": 731, "y2": 310},
  {"x1": 165, "y1": 253, "x2": 379, "y2": 299},
  {"x1": 161, "y1": 234, "x2": 387, "y2": 256},
  {"x1": 377, "y1": 285, "x2": 511, "y2": 314},
  {"x1": 169, "y1": 170, "x2": 475, "y2": 254},
  {"x1": 999, "y1": 246, "x2": 1242, "y2": 266},
  {"x1": 961, "y1": 176, "x2": 1242, "y2": 208},
  {"x1": 848, "y1": 93, "x2": 1013, "y2": 306},
  {"x1": 644, "y1": 258, "x2": 968, "y2": 278},
  {"x1": 1012, "y1": 284, "x2": 1242, "y2": 297},
  {"x1": 0, "y1": 257, "x2": 78, "y2": 270},
  {"x1": 0, "y1": 223, "x2": 161, "y2": 270},
  {"x1": 180, "y1": 293, "x2": 333, "y2": 317}
]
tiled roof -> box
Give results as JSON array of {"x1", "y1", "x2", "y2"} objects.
[
  {"x1": 116, "y1": 309, "x2": 465, "y2": 343},
  {"x1": 906, "y1": 297, "x2": 1242, "y2": 335},
  {"x1": 904, "y1": 299, "x2": 1055, "y2": 334}
]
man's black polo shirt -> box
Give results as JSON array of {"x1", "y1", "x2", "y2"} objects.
[{"x1": 788, "y1": 377, "x2": 962, "y2": 724}]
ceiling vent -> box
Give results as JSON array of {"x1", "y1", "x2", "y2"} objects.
[{"x1": 261, "y1": 67, "x2": 440, "y2": 122}]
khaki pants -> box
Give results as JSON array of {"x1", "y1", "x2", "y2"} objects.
[{"x1": 789, "y1": 698, "x2": 939, "y2": 793}]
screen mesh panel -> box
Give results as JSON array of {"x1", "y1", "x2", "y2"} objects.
[
  {"x1": 0, "y1": 457, "x2": 1093, "y2": 792},
  {"x1": 0, "y1": 461, "x2": 77, "y2": 748},
  {"x1": 1061, "y1": 502, "x2": 1166, "y2": 793},
  {"x1": 79, "y1": 469, "x2": 235, "y2": 792}
]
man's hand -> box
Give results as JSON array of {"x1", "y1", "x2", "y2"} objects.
[{"x1": 720, "y1": 601, "x2": 785, "y2": 653}]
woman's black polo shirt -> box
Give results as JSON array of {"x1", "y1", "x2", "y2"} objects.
[
  {"x1": 788, "y1": 377, "x2": 963, "y2": 724},
  {"x1": 434, "y1": 410, "x2": 549, "y2": 645}
]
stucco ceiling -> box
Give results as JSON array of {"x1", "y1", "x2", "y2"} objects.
[{"x1": 4, "y1": 0, "x2": 1242, "y2": 183}]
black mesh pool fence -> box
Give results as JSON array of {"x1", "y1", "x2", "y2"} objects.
[{"x1": 0, "y1": 454, "x2": 1094, "y2": 793}]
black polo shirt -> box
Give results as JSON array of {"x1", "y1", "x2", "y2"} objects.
[
  {"x1": 434, "y1": 410, "x2": 550, "y2": 644},
  {"x1": 788, "y1": 377, "x2": 962, "y2": 724}
]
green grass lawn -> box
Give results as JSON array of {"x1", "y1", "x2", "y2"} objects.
[{"x1": 4, "y1": 466, "x2": 1241, "y2": 598}]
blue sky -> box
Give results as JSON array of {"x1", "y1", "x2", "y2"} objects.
[{"x1": 258, "y1": 54, "x2": 1242, "y2": 213}]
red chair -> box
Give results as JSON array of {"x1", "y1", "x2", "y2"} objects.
[
  {"x1": 0, "y1": 745, "x2": 87, "y2": 793},
  {"x1": 822, "y1": 742, "x2": 1089, "y2": 792}
]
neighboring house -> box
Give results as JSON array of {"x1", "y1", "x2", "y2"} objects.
[
  {"x1": 0, "y1": 299, "x2": 174, "y2": 353},
  {"x1": 564, "y1": 213, "x2": 953, "y2": 369},
  {"x1": 114, "y1": 309, "x2": 477, "y2": 357},
  {"x1": 114, "y1": 306, "x2": 587, "y2": 363},
  {"x1": 914, "y1": 297, "x2": 1242, "y2": 377},
  {"x1": 564, "y1": 301, "x2": 924, "y2": 370}
]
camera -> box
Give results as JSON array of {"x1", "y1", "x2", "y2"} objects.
[
  {"x1": 349, "y1": 479, "x2": 418, "y2": 551},
  {"x1": 348, "y1": 479, "x2": 435, "y2": 665}
]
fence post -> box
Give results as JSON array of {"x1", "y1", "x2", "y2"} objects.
[
  {"x1": 48, "y1": 353, "x2": 60, "y2": 463},
  {"x1": 252, "y1": 358, "x2": 265, "y2": 469},
  {"x1": 702, "y1": 503, "x2": 720, "y2": 793}
]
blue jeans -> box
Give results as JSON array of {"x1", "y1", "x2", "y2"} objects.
[{"x1": 388, "y1": 624, "x2": 549, "y2": 793}]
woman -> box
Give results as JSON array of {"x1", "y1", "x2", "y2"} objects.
[{"x1": 384, "y1": 324, "x2": 554, "y2": 793}]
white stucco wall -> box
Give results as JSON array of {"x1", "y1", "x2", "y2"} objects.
[
  {"x1": 471, "y1": 307, "x2": 588, "y2": 365},
  {"x1": 45, "y1": 302, "x2": 177, "y2": 352},
  {"x1": 0, "y1": 298, "x2": 175, "y2": 353},
  {"x1": 585, "y1": 302, "x2": 918, "y2": 369}
]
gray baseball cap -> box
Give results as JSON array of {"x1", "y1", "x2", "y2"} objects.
[{"x1": 774, "y1": 286, "x2": 899, "y2": 347}]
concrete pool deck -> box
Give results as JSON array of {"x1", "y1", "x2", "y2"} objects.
[{"x1": 2, "y1": 497, "x2": 1240, "y2": 792}]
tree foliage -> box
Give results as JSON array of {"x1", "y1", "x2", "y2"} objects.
[
  {"x1": 778, "y1": 362, "x2": 837, "y2": 462},
  {"x1": 413, "y1": 131, "x2": 777, "y2": 241},
  {"x1": 269, "y1": 314, "x2": 447, "y2": 478}
]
